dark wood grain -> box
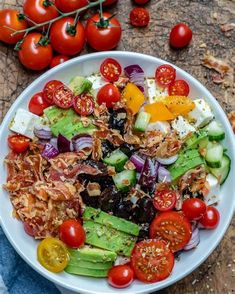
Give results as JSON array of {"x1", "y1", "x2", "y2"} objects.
[{"x1": 0, "y1": 0, "x2": 235, "y2": 293}]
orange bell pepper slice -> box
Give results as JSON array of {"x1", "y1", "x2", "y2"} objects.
[
  {"x1": 122, "y1": 83, "x2": 145, "y2": 115},
  {"x1": 145, "y1": 102, "x2": 174, "y2": 122},
  {"x1": 161, "y1": 96, "x2": 195, "y2": 116}
]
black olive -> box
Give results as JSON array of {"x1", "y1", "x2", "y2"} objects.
[
  {"x1": 109, "y1": 108, "x2": 127, "y2": 135},
  {"x1": 114, "y1": 200, "x2": 133, "y2": 220},
  {"x1": 138, "y1": 223, "x2": 150, "y2": 241},
  {"x1": 120, "y1": 143, "x2": 136, "y2": 156},
  {"x1": 99, "y1": 186, "x2": 122, "y2": 213},
  {"x1": 101, "y1": 140, "x2": 115, "y2": 158},
  {"x1": 133, "y1": 197, "x2": 156, "y2": 223},
  {"x1": 80, "y1": 190, "x2": 100, "y2": 208}
]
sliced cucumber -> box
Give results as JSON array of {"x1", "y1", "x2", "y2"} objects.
[
  {"x1": 103, "y1": 149, "x2": 128, "y2": 172},
  {"x1": 205, "y1": 142, "x2": 223, "y2": 168},
  {"x1": 210, "y1": 154, "x2": 231, "y2": 184},
  {"x1": 134, "y1": 111, "x2": 151, "y2": 132},
  {"x1": 207, "y1": 120, "x2": 225, "y2": 141},
  {"x1": 113, "y1": 170, "x2": 137, "y2": 192}
]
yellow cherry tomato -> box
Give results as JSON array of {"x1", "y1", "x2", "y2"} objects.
[{"x1": 37, "y1": 237, "x2": 69, "y2": 273}]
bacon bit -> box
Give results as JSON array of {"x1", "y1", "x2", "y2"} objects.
[
  {"x1": 122, "y1": 179, "x2": 130, "y2": 186},
  {"x1": 211, "y1": 74, "x2": 224, "y2": 84},
  {"x1": 124, "y1": 160, "x2": 136, "y2": 170},
  {"x1": 221, "y1": 23, "x2": 235, "y2": 32},
  {"x1": 92, "y1": 135, "x2": 102, "y2": 161},
  {"x1": 87, "y1": 182, "x2": 101, "y2": 197},
  {"x1": 228, "y1": 112, "x2": 235, "y2": 133},
  {"x1": 81, "y1": 116, "x2": 92, "y2": 127},
  {"x1": 178, "y1": 166, "x2": 206, "y2": 193},
  {"x1": 107, "y1": 166, "x2": 116, "y2": 176},
  {"x1": 202, "y1": 53, "x2": 232, "y2": 77}
]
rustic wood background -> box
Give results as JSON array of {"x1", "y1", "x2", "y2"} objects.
[{"x1": 0, "y1": 0, "x2": 234, "y2": 293}]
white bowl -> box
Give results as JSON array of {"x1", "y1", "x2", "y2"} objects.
[{"x1": 0, "y1": 51, "x2": 234, "y2": 294}]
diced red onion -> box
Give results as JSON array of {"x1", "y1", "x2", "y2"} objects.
[
  {"x1": 114, "y1": 256, "x2": 130, "y2": 266},
  {"x1": 157, "y1": 154, "x2": 178, "y2": 165},
  {"x1": 72, "y1": 134, "x2": 93, "y2": 152},
  {"x1": 130, "y1": 154, "x2": 145, "y2": 172},
  {"x1": 124, "y1": 64, "x2": 145, "y2": 92},
  {"x1": 57, "y1": 134, "x2": 73, "y2": 153},
  {"x1": 158, "y1": 166, "x2": 171, "y2": 183},
  {"x1": 42, "y1": 143, "x2": 59, "y2": 159},
  {"x1": 184, "y1": 227, "x2": 200, "y2": 250},
  {"x1": 34, "y1": 125, "x2": 52, "y2": 140},
  {"x1": 50, "y1": 137, "x2": 58, "y2": 149},
  {"x1": 138, "y1": 158, "x2": 159, "y2": 193}
]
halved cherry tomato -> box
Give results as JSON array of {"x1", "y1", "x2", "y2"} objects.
[
  {"x1": 53, "y1": 85, "x2": 74, "y2": 109},
  {"x1": 97, "y1": 84, "x2": 121, "y2": 108},
  {"x1": 199, "y1": 206, "x2": 220, "y2": 229},
  {"x1": 131, "y1": 239, "x2": 174, "y2": 283},
  {"x1": 43, "y1": 80, "x2": 64, "y2": 105},
  {"x1": 182, "y1": 198, "x2": 207, "y2": 221},
  {"x1": 73, "y1": 93, "x2": 95, "y2": 116},
  {"x1": 100, "y1": 58, "x2": 122, "y2": 82},
  {"x1": 8, "y1": 134, "x2": 30, "y2": 153},
  {"x1": 130, "y1": 7, "x2": 150, "y2": 27},
  {"x1": 28, "y1": 92, "x2": 50, "y2": 116},
  {"x1": 59, "y1": 219, "x2": 85, "y2": 248},
  {"x1": 108, "y1": 265, "x2": 134, "y2": 288},
  {"x1": 37, "y1": 237, "x2": 69, "y2": 273},
  {"x1": 149, "y1": 211, "x2": 192, "y2": 252},
  {"x1": 170, "y1": 23, "x2": 193, "y2": 49},
  {"x1": 153, "y1": 190, "x2": 177, "y2": 212},
  {"x1": 50, "y1": 55, "x2": 69, "y2": 68},
  {"x1": 155, "y1": 64, "x2": 176, "y2": 88},
  {"x1": 168, "y1": 80, "x2": 190, "y2": 96},
  {"x1": 23, "y1": 222, "x2": 34, "y2": 236}
]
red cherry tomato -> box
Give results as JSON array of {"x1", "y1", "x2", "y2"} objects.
[
  {"x1": 8, "y1": 134, "x2": 30, "y2": 153},
  {"x1": 153, "y1": 190, "x2": 177, "y2": 212},
  {"x1": 50, "y1": 55, "x2": 69, "y2": 68},
  {"x1": 131, "y1": 239, "x2": 174, "y2": 283},
  {"x1": 73, "y1": 93, "x2": 95, "y2": 116},
  {"x1": 182, "y1": 198, "x2": 207, "y2": 221},
  {"x1": 108, "y1": 265, "x2": 134, "y2": 289},
  {"x1": 86, "y1": 12, "x2": 122, "y2": 51},
  {"x1": 53, "y1": 84, "x2": 74, "y2": 109},
  {"x1": 155, "y1": 64, "x2": 176, "y2": 88},
  {"x1": 103, "y1": 0, "x2": 118, "y2": 6},
  {"x1": 97, "y1": 84, "x2": 121, "y2": 108},
  {"x1": 168, "y1": 80, "x2": 190, "y2": 96},
  {"x1": 130, "y1": 7, "x2": 150, "y2": 27},
  {"x1": 28, "y1": 92, "x2": 50, "y2": 116},
  {"x1": 170, "y1": 23, "x2": 193, "y2": 49},
  {"x1": 23, "y1": 222, "x2": 35, "y2": 236},
  {"x1": 18, "y1": 33, "x2": 53, "y2": 71},
  {"x1": 55, "y1": 0, "x2": 89, "y2": 13},
  {"x1": 59, "y1": 219, "x2": 85, "y2": 248},
  {"x1": 100, "y1": 58, "x2": 122, "y2": 82},
  {"x1": 43, "y1": 80, "x2": 64, "y2": 105},
  {"x1": 149, "y1": 211, "x2": 192, "y2": 252},
  {"x1": 23, "y1": 0, "x2": 59, "y2": 30},
  {"x1": 0, "y1": 9, "x2": 28, "y2": 44},
  {"x1": 50, "y1": 17, "x2": 85, "y2": 56},
  {"x1": 199, "y1": 206, "x2": 220, "y2": 229},
  {"x1": 134, "y1": 0, "x2": 150, "y2": 4}
]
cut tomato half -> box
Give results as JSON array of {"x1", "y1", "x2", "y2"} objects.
[{"x1": 53, "y1": 85, "x2": 74, "y2": 109}]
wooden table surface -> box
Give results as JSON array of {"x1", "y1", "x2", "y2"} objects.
[{"x1": 0, "y1": 0, "x2": 234, "y2": 293}]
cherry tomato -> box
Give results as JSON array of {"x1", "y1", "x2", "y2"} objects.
[
  {"x1": 53, "y1": 84, "x2": 74, "y2": 109},
  {"x1": 100, "y1": 58, "x2": 122, "y2": 82},
  {"x1": 50, "y1": 17, "x2": 85, "y2": 56},
  {"x1": 168, "y1": 80, "x2": 190, "y2": 96},
  {"x1": 8, "y1": 134, "x2": 30, "y2": 153},
  {"x1": 155, "y1": 64, "x2": 176, "y2": 88},
  {"x1": 43, "y1": 80, "x2": 64, "y2": 105},
  {"x1": 23, "y1": 0, "x2": 58, "y2": 30},
  {"x1": 23, "y1": 222, "x2": 34, "y2": 236},
  {"x1": 170, "y1": 23, "x2": 193, "y2": 49},
  {"x1": 149, "y1": 211, "x2": 192, "y2": 252},
  {"x1": 97, "y1": 84, "x2": 121, "y2": 108},
  {"x1": 37, "y1": 237, "x2": 69, "y2": 272},
  {"x1": 28, "y1": 92, "x2": 50, "y2": 116},
  {"x1": 131, "y1": 239, "x2": 174, "y2": 283},
  {"x1": 103, "y1": 0, "x2": 118, "y2": 6},
  {"x1": 108, "y1": 265, "x2": 134, "y2": 288},
  {"x1": 50, "y1": 55, "x2": 69, "y2": 68},
  {"x1": 199, "y1": 206, "x2": 220, "y2": 229},
  {"x1": 0, "y1": 9, "x2": 28, "y2": 44},
  {"x1": 134, "y1": 0, "x2": 150, "y2": 4},
  {"x1": 130, "y1": 7, "x2": 150, "y2": 27},
  {"x1": 73, "y1": 93, "x2": 95, "y2": 116},
  {"x1": 182, "y1": 198, "x2": 207, "y2": 221},
  {"x1": 86, "y1": 12, "x2": 122, "y2": 51},
  {"x1": 153, "y1": 190, "x2": 177, "y2": 212},
  {"x1": 18, "y1": 33, "x2": 53, "y2": 70},
  {"x1": 59, "y1": 219, "x2": 85, "y2": 248},
  {"x1": 55, "y1": 0, "x2": 89, "y2": 13}
]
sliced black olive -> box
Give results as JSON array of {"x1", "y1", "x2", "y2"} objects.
[
  {"x1": 80, "y1": 190, "x2": 100, "y2": 208},
  {"x1": 101, "y1": 140, "x2": 115, "y2": 158},
  {"x1": 120, "y1": 143, "x2": 136, "y2": 156},
  {"x1": 114, "y1": 200, "x2": 133, "y2": 220},
  {"x1": 99, "y1": 186, "x2": 122, "y2": 213},
  {"x1": 132, "y1": 197, "x2": 156, "y2": 223},
  {"x1": 109, "y1": 108, "x2": 127, "y2": 135},
  {"x1": 138, "y1": 223, "x2": 150, "y2": 242}
]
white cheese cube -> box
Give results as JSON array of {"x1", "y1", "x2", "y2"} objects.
[
  {"x1": 9, "y1": 108, "x2": 42, "y2": 139},
  {"x1": 87, "y1": 74, "x2": 107, "y2": 97},
  {"x1": 188, "y1": 99, "x2": 214, "y2": 128},
  {"x1": 147, "y1": 121, "x2": 171, "y2": 134},
  {"x1": 204, "y1": 174, "x2": 220, "y2": 205},
  {"x1": 146, "y1": 78, "x2": 168, "y2": 104},
  {"x1": 171, "y1": 116, "x2": 196, "y2": 139}
]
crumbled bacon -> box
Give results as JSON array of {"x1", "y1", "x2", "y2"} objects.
[
  {"x1": 92, "y1": 135, "x2": 102, "y2": 161},
  {"x1": 202, "y1": 53, "x2": 232, "y2": 77},
  {"x1": 178, "y1": 166, "x2": 207, "y2": 193}
]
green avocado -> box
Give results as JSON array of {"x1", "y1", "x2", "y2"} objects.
[
  {"x1": 64, "y1": 265, "x2": 109, "y2": 278},
  {"x1": 44, "y1": 106, "x2": 76, "y2": 124},
  {"x1": 68, "y1": 76, "x2": 92, "y2": 95},
  {"x1": 185, "y1": 130, "x2": 208, "y2": 149},
  {"x1": 68, "y1": 258, "x2": 113, "y2": 270}
]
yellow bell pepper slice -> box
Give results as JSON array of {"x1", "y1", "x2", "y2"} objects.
[
  {"x1": 122, "y1": 83, "x2": 145, "y2": 115},
  {"x1": 161, "y1": 96, "x2": 195, "y2": 116},
  {"x1": 145, "y1": 102, "x2": 174, "y2": 122}
]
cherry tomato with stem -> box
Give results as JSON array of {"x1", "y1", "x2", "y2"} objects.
[
  {"x1": 55, "y1": 0, "x2": 89, "y2": 13},
  {"x1": 182, "y1": 198, "x2": 207, "y2": 221},
  {"x1": 97, "y1": 84, "x2": 121, "y2": 108},
  {"x1": 50, "y1": 55, "x2": 69, "y2": 68},
  {"x1": 155, "y1": 64, "x2": 176, "y2": 88},
  {"x1": 100, "y1": 58, "x2": 122, "y2": 82},
  {"x1": 199, "y1": 206, "x2": 220, "y2": 229},
  {"x1": 153, "y1": 190, "x2": 177, "y2": 212},
  {"x1": 43, "y1": 80, "x2": 64, "y2": 105},
  {"x1": 59, "y1": 219, "x2": 85, "y2": 248},
  {"x1": 170, "y1": 23, "x2": 193, "y2": 49},
  {"x1": 86, "y1": 12, "x2": 122, "y2": 51},
  {"x1": 108, "y1": 265, "x2": 134, "y2": 289},
  {"x1": 0, "y1": 9, "x2": 28, "y2": 44},
  {"x1": 8, "y1": 134, "x2": 30, "y2": 153},
  {"x1": 53, "y1": 84, "x2": 74, "y2": 108},
  {"x1": 134, "y1": 0, "x2": 150, "y2": 4},
  {"x1": 73, "y1": 93, "x2": 95, "y2": 116},
  {"x1": 28, "y1": 92, "x2": 50, "y2": 116},
  {"x1": 168, "y1": 80, "x2": 190, "y2": 96},
  {"x1": 130, "y1": 7, "x2": 150, "y2": 27}
]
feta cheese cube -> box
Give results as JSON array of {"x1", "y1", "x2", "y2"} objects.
[
  {"x1": 9, "y1": 108, "x2": 42, "y2": 139},
  {"x1": 171, "y1": 116, "x2": 196, "y2": 139},
  {"x1": 146, "y1": 78, "x2": 168, "y2": 104},
  {"x1": 147, "y1": 121, "x2": 171, "y2": 134},
  {"x1": 204, "y1": 173, "x2": 220, "y2": 205},
  {"x1": 87, "y1": 74, "x2": 107, "y2": 97},
  {"x1": 188, "y1": 99, "x2": 214, "y2": 128}
]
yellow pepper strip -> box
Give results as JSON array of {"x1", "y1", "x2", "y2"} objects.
[
  {"x1": 145, "y1": 102, "x2": 175, "y2": 122},
  {"x1": 161, "y1": 96, "x2": 195, "y2": 116},
  {"x1": 122, "y1": 83, "x2": 145, "y2": 115}
]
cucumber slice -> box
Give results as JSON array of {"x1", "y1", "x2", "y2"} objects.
[
  {"x1": 210, "y1": 154, "x2": 231, "y2": 184},
  {"x1": 112, "y1": 170, "x2": 137, "y2": 192},
  {"x1": 134, "y1": 111, "x2": 151, "y2": 132},
  {"x1": 205, "y1": 142, "x2": 223, "y2": 168},
  {"x1": 207, "y1": 120, "x2": 225, "y2": 141},
  {"x1": 103, "y1": 149, "x2": 128, "y2": 172}
]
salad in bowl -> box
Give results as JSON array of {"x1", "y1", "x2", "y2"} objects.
[{"x1": 2, "y1": 54, "x2": 232, "y2": 289}]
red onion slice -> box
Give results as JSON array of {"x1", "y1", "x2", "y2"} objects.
[
  {"x1": 184, "y1": 227, "x2": 200, "y2": 250},
  {"x1": 158, "y1": 166, "x2": 171, "y2": 183},
  {"x1": 130, "y1": 154, "x2": 145, "y2": 172},
  {"x1": 34, "y1": 125, "x2": 52, "y2": 140},
  {"x1": 57, "y1": 134, "x2": 73, "y2": 153},
  {"x1": 124, "y1": 64, "x2": 145, "y2": 92},
  {"x1": 72, "y1": 135, "x2": 93, "y2": 152},
  {"x1": 42, "y1": 143, "x2": 59, "y2": 159},
  {"x1": 157, "y1": 154, "x2": 178, "y2": 165}
]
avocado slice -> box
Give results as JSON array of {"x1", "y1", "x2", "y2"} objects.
[
  {"x1": 185, "y1": 130, "x2": 208, "y2": 149},
  {"x1": 44, "y1": 106, "x2": 76, "y2": 124},
  {"x1": 68, "y1": 76, "x2": 92, "y2": 95},
  {"x1": 62, "y1": 123, "x2": 96, "y2": 139},
  {"x1": 68, "y1": 258, "x2": 113, "y2": 270},
  {"x1": 65, "y1": 265, "x2": 108, "y2": 278}
]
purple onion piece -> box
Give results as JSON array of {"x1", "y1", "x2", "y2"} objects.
[
  {"x1": 57, "y1": 134, "x2": 73, "y2": 153},
  {"x1": 124, "y1": 64, "x2": 145, "y2": 93},
  {"x1": 138, "y1": 158, "x2": 159, "y2": 193},
  {"x1": 42, "y1": 143, "x2": 59, "y2": 159},
  {"x1": 50, "y1": 137, "x2": 58, "y2": 149},
  {"x1": 130, "y1": 154, "x2": 145, "y2": 172},
  {"x1": 158, "y1": 166, "x2": 171, "y2": 183},
  {"x1": 72, "y1": 134, "x2": 93, "y2": 152},
  {"x1": 34, "y1": 125, "x2": 52, "y2": 140},
  {"x1": 184, "y1": 227, "x2": 200, "y2": 251}
]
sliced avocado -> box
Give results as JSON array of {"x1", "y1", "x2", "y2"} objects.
[
  {"x1": 83, "y1": 207, "x2": 140, "y2": 237},
  {"x1": 62, "y1": 123, "x2": 96, "y2": 139},
  {"x1": 65, "y1": 265, "x2": 108, "y2": 278},
  {"x1": 84, "y1": 220, "x2": 137, "y2": 257},
  {"x1": 44, "y1": 106, "x2": 76, "y2": 125},
  {"x1": 68, "y1": 76, "x2": 92, "y2": 95},
  {"x1": 185, "y1": 130, "x2": 208, "y2": 149},
  {"x1": 68, "y1": 258, "x2": 113, "y2": 270}
]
